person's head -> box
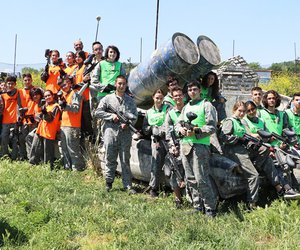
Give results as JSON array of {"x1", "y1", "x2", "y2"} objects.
[
  {"x1": 5, "y1": 76, "x2": 17, "y2": 91},
  {"x1": 61, "y1": 75, "x2": 73, "y2": 92},
  {"x1": 92, "y1": 41, "x2": 103, "y2": 58},
  {"x1": 262, "y1": 90, "x2": 281, "y2": 109},
  {"x1": 251, "y1": 86, "x2": 263, "y2": 106},
  {"x1": 30, "y1": 87, "x2": 43, "y2": 103},
  {"x1": 201, "y1": 71, "x2": 219, "y2": 98},
  {"x1": 104, "y1": 45, "x2": 120, "y2": 62},
  {"x1": 245, "y1": 100, "x2": 257, "y2": 118},
  {"x1": 74, "y1": 40, "x2": 84, "y2": 52},
  {"x1": 166, "y1": 75, "x2": 179, "y2": 92},
  {"x1": 75, "y1": 51, "x2": 86, "y2": 65},
  {"x1": 291, "y1": 92, "x2": 300, "y2": 111},
  {"x1": 171, "y1": 87, "x2": 184, "y2": 106},
  {"x1": 232, "y1": 101, "x2": 246, "y2": 119},
  {"x1": 114, "y1": 75, "x2": 127, "y2": 95},
  {"x1": 186, "y1": 80, "x2": 201, "y2": 100},
  {"x1": 22, "y1": 73, "x2": 33, "y2": 89},
  {"x1": 66, "y1": 51, "x2": 76, "y2": 65},
  {"x1": 50, "y1": 50, "x2": 60, "y2": 64},
  {"x1": 0, "y1": 80, "x2": 6, "y2": 92},
  {"x1": 44, "y1": 90, "x2": 55, "y2": 104},
  {"x1": 152, "y1": 89, "x2": 164, "y2": 107}
]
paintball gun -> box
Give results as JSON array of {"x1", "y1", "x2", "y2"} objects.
[
  {"x1": 161, "y1": 140, "x2": 184, "y2": 184},
  {"x1": 180, "y1": 111, "x2": 198, "y2": 131},
  {"x1": 41, "y1": 49, "x2": 51, "y2": 82},
  {"x1": 107, "y1": 104, "x2": 139, "y2": 135}
]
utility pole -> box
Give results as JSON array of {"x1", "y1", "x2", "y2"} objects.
[
  {"x1": 294, "y1": 42, "x2": 297, "y2": 73},
  {"x1": 154, "y1": 0, "x2": 160, "y2": 50},
  {"x1": 232, "y1": 39, "x2": 235, "y2": 57},
  {"x1": 140, "y1": 37, "x2": 143, "y2": 63},
  {"x1": 13, "y1": 34, "x2": 17, "y2": 75}
]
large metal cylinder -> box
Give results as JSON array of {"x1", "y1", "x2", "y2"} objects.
[
  {"x1": 128, "y1": 32, "x2": 200, "y2": 108},
  {"x1": 187, "y1": 35, "x2": 221, "y2": 80}
]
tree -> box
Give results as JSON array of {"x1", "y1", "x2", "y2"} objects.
[
  {"x1": 260, "y1": 72, "x2": 300, "y2": 96},
  {"x1": 248, "y1": 62, "x2": 262, "y2": 70}
]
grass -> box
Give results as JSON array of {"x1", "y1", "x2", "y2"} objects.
[{"x1": 0, "y1": 159, "x2": 300, "y2": 249}]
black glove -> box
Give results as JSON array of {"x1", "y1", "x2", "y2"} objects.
[
  {"x1": 59, "y1": 100, "x2": 67, "y2": 109},
  {"x1": 41, "y1": 106, "x2": 48, "y2": 115},
  {"x1": 29, "y1": 116, "x2": 36, "y2": 123}
]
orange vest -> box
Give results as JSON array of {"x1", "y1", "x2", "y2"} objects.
[
  {"x1": 19, "y1": 88, "x2": 36, "y2": 124},
  {"x1": 64, "y1": 64, "x2": 77, "y2": 76},
  {"x1": 1, "y1": 90, "x2": 18, "y2": 124},
  {"x1": 61, "y1": 90, "x2": 82, "y2": 128},
  {"x1": 74, "y1": 64, "x2": 90, "y2": 101},
  {"x1": 46, "y1": 65, "x2": 61, "y2": 94},
  {"x1": 37, "y1": 103, "x2": 61, "y2": 140}
]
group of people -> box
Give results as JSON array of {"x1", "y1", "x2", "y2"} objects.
[{"x1": 0, "y1": 39, "x2": 300, "y2": 218}]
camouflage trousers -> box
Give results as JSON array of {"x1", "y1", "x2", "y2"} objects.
[
  {"x1": 181, "y1": 143, "x2": 218, "y2": 211},
  {"x1": 61, "y1": 127, "x2": 85, "y2": 171},
  {"x1": 224, "y1": 144, "x2": 259, "y2": 203},
  {"x1": 104, "y1": 129, "x2": 133, "y2": 188}
]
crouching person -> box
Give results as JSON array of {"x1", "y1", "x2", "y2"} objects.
[
  {"x1": 94, "y1": 75, "x2": 138, "y2": 194},
  {"x1": 29, "y1": 90, "x2": 61, "y2": 169},
  {"x1": 59, "y1": 76, "x2": 85, "y2": 171}
]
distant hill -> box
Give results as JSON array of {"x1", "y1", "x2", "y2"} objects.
[{"x1": 0, "y1": 62, "x2": 44, "y2": 73}]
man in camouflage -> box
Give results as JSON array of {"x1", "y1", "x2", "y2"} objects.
[
  {"x1": 95, "y1": 75, "x2": 138, "y2": 194},
  {"x1": 175, "y1": 80, "x2": 218, "y2": 217}
]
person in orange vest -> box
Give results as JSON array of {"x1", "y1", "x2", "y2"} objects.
[
  {"x1": 64, "y1": 51, "x2": 77, "y2": 76},
  {"x1": 74, "y1": 39, "x2": 89, "y2": 59},
  {"x1": 59, "y1": 75, "x2": 85, "y2": 171},
  {"x1": 0, "y1": 76, "x2": 19, "y2": 159},
  {"x1": 29, "y1": 90, "x2": 61, "y2": 169},
  {"x1": 73, "y1": 51, "x2": 94, "y2": 142},
  {"x1": 18, "y1": 73, "x2": 37, "y2": 160},
  {"x1": 45, "y1": 50, "x2": 65, "y2": 94}
]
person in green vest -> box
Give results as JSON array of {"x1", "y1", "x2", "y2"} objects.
[
  {"x1": 260, "y1": 90, "x2": 300, "y2": 192},
  {"x1": 251, "y1": 86, "x2": 264, "y2": 116},
  {"x1": 200, "y1": 71, "x2": 226, "y2": 125},
  {"x1": 91, "y1": 45, "x2": 126, "y2": 102},
  {"x1": 220, "y1": 101, "x2": 259, "y2": 210},
  {"x1": 242, "y1": 101, "x2": 300, "y2": 199},
  {"x1": 175, "y1": 80, "x2": 218, "y2": 217},
  {"x1": 164, "y1": 87, "x2": 186, "y2": 208},
  {"x1": 143, "y1": 89, "x2": 170, "y2": 197},
  {"x1": 285, "y1": 92, "x2": 300, "y2": 144}
]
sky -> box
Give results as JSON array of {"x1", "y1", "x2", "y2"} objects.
[{"x1": 1, "y1": 0, "x2": 300, "y2": 68}]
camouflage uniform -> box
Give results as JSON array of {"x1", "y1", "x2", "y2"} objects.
[
  {"x1": 175, "y1": 99, "x2": 218, "y2": 212},
  {"x1": 220, "y1": 118, "x2": 259, "y2": 204},
  {"x1": 95, "y1": 92, "x2": 137, "y2": 189},
  {"x1": 60, "y1": 91, "x2": 85, "y2": 171}
]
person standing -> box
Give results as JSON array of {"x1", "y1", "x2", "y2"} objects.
[
  {"x1": 164, "y1": 87, "x2": 186, "y2": 207},
  {"x1": 59, "y1": 76, "x2": 85, "y2": 171},
  {"x1": 0, "y1": 76, "x2": 19, "y2": 160},
  {"x1": 142, "y1": 89, "x2": 169, "y2": 197},
  {"x1": 175, "y1": 80, "x2": 218, "y2": 217},
  {"x1": 285, "y1": 92, "x2": 300, "y2": 143},
  {"x1": 95, "y1": 75, "x2": 138, "y2": 194},
  {"x1": 29, "y1": 90, "x2": 61, "y2": 169},
  {"x1": 18, "y1": 73, "x2": 37, "y2": 160},
  {"x1": 251, "y1": 86, "x2": 264, "y2": 115}
]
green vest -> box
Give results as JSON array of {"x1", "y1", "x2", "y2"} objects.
[
  {"x1": 260, "y1": 109, "x2": 284, "y2": 146},
  {"x1": 168, "y1": 108, "x2": 181, "y2": 125},
  {"x1": 228, "y1": 118, "x2": 246, "y2": 138},
  {"x1": 163, "y1": 94, "x2": 176, "y2": 107},
  {"x1": 286, "y1": 109, "x2": 300, "y2": 142},
  {"x1": 147, "y1": 105, "x2": 168, "y2": 126},
  {"x1": 98, "y1": 61, "x2": 122, "y2": 97},
  {"x1": 243, "y1": 116, "x2": 265, "y2": 134},
  {"x1": 182, "y1": 100, "x2": 210, "y2": 145},
  {"x1": 200, "y1": 87, "x2": 213, "y2": 102}
]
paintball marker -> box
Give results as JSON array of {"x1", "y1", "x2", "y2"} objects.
[
  {"x1": 180, "y1": 111, "x2": 198, "y2": 131},
  {"x1": 107, "y1": 104, "x2": 139, "y2": 135},
  {"x1": 161, "y1": 140, "x2": 184, "y2": 184},
  {"x1": 41, "y1": 49, "x2": 51, "y2": 82}
]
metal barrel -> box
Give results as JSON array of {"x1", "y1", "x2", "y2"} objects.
[
  {"x1": 128, "y1": 32, "x2": 200, "y2": 108},
  {"x1": 187, "y1": 35, "x2": 221, "y2": 80}
]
